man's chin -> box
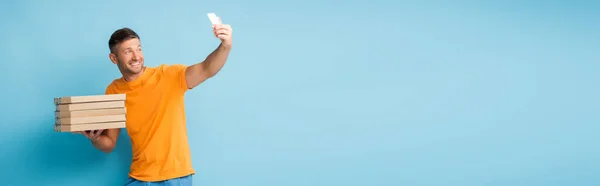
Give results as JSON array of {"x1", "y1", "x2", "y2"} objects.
[{"x1": 129, "y1": 64, "x2": 143, "y2": 72}]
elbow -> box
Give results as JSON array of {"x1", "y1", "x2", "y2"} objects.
[
  {"x1": 101, "y1": 142, "x2": 117, "y2": 153},
  {"x1": 94, "y1": 139, "x2": 117, "y2": 154},
  {"x1": 100, "y1": 146, "x2": 115, "y2": 154}
]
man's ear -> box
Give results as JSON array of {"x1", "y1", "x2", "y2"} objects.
[{"x1": 109, "y1": 53, "x2": 117, "y2": 64}]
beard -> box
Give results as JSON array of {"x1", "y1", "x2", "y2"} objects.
[{"x1": 117, "y1": 60, "x2": 144, "y2": 75}]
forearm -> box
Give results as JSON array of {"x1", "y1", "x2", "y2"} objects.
[
  {"x1": 203, "y1": 43, "x2": 231, "y2": 77},
  {"x1": 91, "y1": 135, "x2": 116, "y2": 153}
]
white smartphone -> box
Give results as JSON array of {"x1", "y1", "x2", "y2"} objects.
[{"x1": 207, "y1": 13, "x2": 219, "y2": 25}]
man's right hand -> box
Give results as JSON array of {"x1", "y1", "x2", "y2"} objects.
[
  {"x1": 73, "y1": 128, "x2": 120, "y2": 153},
  {"x1": 73, "y1": 130, "x2": 105, "y2": 142}
]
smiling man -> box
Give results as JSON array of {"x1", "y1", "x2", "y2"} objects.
[{"x1": 75, "y1": 18, "x2": 232, "y2": 186}]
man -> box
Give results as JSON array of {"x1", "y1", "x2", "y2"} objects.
[{"x1": 75, "y1": 17, "x2": 232, "y2": 186}]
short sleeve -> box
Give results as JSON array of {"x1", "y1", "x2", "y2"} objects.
[
  {"x1": 105, "y1": 81, "x2": 116, "y2": 95},
  {"x1": 161, "y1": 64, "x2": 189, "y2": 91}
]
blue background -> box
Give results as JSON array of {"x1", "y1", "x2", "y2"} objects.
[{"x1": 1, "y1": 0, "x2": 599, "y2": 185}]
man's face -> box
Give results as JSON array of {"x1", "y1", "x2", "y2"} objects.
[{"x1": 111, "y1": 38, "x2": 144, "y2": 75}]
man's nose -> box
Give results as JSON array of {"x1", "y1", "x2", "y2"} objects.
[{"x1": 132, "y1": 51, "x2": 140, "y2": 60}]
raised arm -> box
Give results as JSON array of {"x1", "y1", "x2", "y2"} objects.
[{"x1": 185, "y1": 18, "x2": 233, "y2": 89}]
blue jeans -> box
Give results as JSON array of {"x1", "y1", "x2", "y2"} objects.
[{"x1": 124, "y1": 175, "x2": 193, "y2": 186}]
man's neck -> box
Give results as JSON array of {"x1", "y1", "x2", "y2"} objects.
[{"x1": 122, "y1": 67, "x2": 145, "y2": 82}]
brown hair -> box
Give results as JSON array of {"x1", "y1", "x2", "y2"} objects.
[{"x1": 108, "y1": 27, "x2": 140, "y2": 54}]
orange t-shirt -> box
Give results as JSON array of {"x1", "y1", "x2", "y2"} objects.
[{"x1": 105, "y1": 64, "x2": 195, "y2": 182}]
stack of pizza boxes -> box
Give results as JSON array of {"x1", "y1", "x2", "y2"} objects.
[{"x1": 54, "y1": 94, "x2": 127, "y2": 132}]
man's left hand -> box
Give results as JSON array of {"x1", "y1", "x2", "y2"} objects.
[{"x1": 213, "y1": 18, "x2": 232, "y2": 48}]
